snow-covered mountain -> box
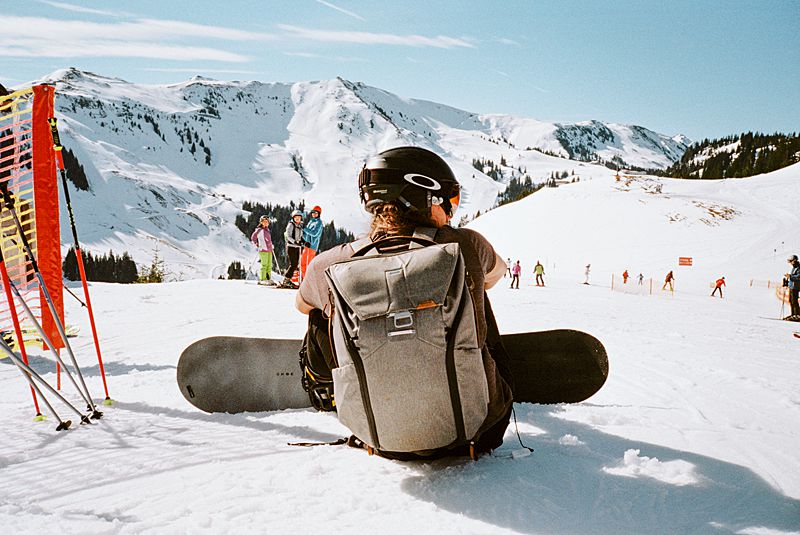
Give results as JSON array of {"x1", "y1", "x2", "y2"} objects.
[{"x1": 36, "y1": 68, "x2": 690, "y2": 278}]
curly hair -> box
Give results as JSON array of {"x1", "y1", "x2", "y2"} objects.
[{"x1": 369, "y1": 202, "x2": 434, "y2": 240}]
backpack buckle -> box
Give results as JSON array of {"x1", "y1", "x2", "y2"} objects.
[{"x1": 387, "y1": 310, "x2": 415, "y2": 337}]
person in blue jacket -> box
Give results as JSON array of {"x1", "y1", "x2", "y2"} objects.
[{"x1": 300, "y1": 205, "x2": 323, "y2": 278}]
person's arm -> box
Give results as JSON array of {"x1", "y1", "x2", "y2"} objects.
[
  {"x1": 307, "y1": 219, "x2": 323, "y2": 240},
  {"x1": 295, "y1": 291, "x2": 314, "y2": 315},
  {"x1": 485, "y1": 253, "x2": 506, "y2": 289}
]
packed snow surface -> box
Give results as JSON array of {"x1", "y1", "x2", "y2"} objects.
[{"x1": 1, "y1": 163, "x2": 799, "y2": 534}]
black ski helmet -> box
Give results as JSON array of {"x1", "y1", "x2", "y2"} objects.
[{"x1": 358, "y1": 146, "x2": 461, "y2": 216}]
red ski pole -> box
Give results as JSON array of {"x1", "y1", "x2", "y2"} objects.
[
  {"x1": 0, "y1": 249, "x2": 42, "y2": 418},
  {"x1": 48, "y1": 117, "x2": 111, "y2": 404}
]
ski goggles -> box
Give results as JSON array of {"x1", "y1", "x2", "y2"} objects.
[{"x1": 359, "y1": 167, "x2": 461, "y2": 211}]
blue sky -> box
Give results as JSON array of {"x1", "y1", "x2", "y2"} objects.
[{"x1": 1, "y1": 0, "x2": 797, "y2": 141}]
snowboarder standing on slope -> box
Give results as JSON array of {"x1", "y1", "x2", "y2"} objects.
[
  {"x1": 299, "y1": 206, "x2": 323, "y2": 279},
  {"x1": 250, "y1": 215, "x2": 275, "y2": 285},
  {"x1": 294, "y1": 146, "x2": 512, "y2": 458},
  {"x1": 510, "y1": 260, "x2": 521, "y2": 289},
  {"x1": 534, "y1": 260, "x2": 545, "y2": 286},
  {"x1": 785, "y1": 255, "x2": 800, "y2": 320},
  {"x1": 281, "y1": 210, "x2": 304, "y2": 289},
  {"x1": 662, "y1": 270, "x2": 675, "y2": 292},
  {"x1": 711, "y1": 276, "x2": 725, "y2": 298},
  {"x1": 584, "y1": 264, "x2": 591, "y2": 285}
]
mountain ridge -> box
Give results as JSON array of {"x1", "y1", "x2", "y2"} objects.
[{"x1": 25, "y1": 67, "x2": 692, "y2": 278}]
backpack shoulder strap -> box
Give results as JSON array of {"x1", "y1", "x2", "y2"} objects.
[
  {"x1": 412, "y1": 227, "x2": 438, "y2": 243},
  {"x1": 350, "y1": 236, "x2": 372, "y2": 254}
]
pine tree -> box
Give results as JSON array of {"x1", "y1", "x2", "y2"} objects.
[
  {"x1": 139, "y1": 246, "x2": 167, "y2": 283},
  {"x1": 62, "y1": 148, "x2": 90, "y2": 191},
  {"x1": 227, "y1": 261, "x2": 246, "y2": 280}
]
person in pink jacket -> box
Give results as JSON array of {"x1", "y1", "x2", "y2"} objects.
[
  {"x1": 250, "y1": 215, "x2": 275, "y2": 284},
  {"x1": 510, "y1": 260, "x2": 521, "y2": 289}
]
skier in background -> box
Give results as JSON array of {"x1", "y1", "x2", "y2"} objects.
[
  {"x1": 711, "y1": 276, "x2": 725, "y2": 298},
  {"x1": 584, "y1": 264, "x2": 591, "y2": 285},
  {"x1": 638, "y1": 273, "x2": 644, "y2": 285},
  {"x1": 510, "y1": 260, "x2": 521, "y2": 289},
  {"x1": 505, "y1": 257, "x2": 511, "y2": 278},
  {"x1": 534, "y1": 260, "x2": 545, "y2": 286},
  {"x1": 623, "y1": 270, "x2": 629, "y2": 284},
  {"x1": 281, "y1": 210, "x2": 304, "y2": 289},
  {"x1": 299, "y1": 205, "x2": 323, "y2": 279},
  {"x1": 662, "y1": 270, "x2": 675, "y2": 292},
  {"x1": 785, "y1": 255, "x2": 800, "y2": 320},
  {"x1": 250, "y1": 215, "x2": 275, "y2": 285}
]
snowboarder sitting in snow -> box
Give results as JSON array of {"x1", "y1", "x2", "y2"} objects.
[
  {"x1": 250, "y1": 216, "x2": 275, "y2": 285},
  {"x1": 785, "y1": 255, "x2": 800, "y2": 320},
  {"x1": 293, "y1": 146, "x2": 513, "y2": 459},
  {"x1": 711, "y1": 276, "x2": 725, "y2": 298},
  {"x1": 299, "y1": 206, "x2": 323, "y2": 278}
]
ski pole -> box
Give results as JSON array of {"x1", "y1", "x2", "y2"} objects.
[
  {"x1": 8, "y1": 277, "x2": 101, "y2": 419},
  {"x1": 0, "y1": 335, "x2": 70, "y2": 429},
  {"x1": 271, "y1": 251, "x2": 282, "y2": 277},
  {"x1": 62, "y1": 280, "x2": 87, "y2": 307},
  {"x1": 48, "y1": 118, "x2": 111, "y2": 403},
  {"x1": 247, "y1": 255, "x2": 260, "y2": 278},
  {"x1": 0, "y1": 243, "x2": 41, "y2": 416},
  {"x1": 1, "y1": 191, "x2": 102, "y2": 418},
  {"x1": 0, "y1": 337, "x2": 90, "y2": 427}
]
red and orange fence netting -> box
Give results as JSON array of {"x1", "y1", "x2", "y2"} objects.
[{"x1": 0, "y1": 85, "x2": 64, "y2": 351}]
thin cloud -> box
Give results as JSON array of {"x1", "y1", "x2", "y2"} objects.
[
  {"x1": 496, "y1": 38, "x2": 520, "y2": 46},
  {"x1": 36, "y1": 0, "x2": 132, "y2": 17},
  {"x1": 0, "y1": 16, "x2": 275, "y2": 62},
  {"x1": 278, "y1": 24, "x2": 474, "y2": 49},
  {"x1": 0, "y1": 40, "x2": 248, "y2": 62},
  {"x1": 142, "y1": 67, "x2": 260, "y2": 75},
  {"x1": 283, "y1": 52, "x2": 321, "y2": 58},
  {"x1": 283, "y1": 51, "x2": 368, "y2": 63},
  {"x1": 316, "y1": 0, "x2": 366, "y2": 22}
]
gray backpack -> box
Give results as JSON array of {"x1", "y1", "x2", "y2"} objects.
[{"x1": 324, "y1": 228, "x2": 489, "y2": 456}]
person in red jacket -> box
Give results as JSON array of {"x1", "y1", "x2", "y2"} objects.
[
  {"x1": 622, "y1": 270, "x2": 629, "y2": 284},
  {"x1": 662, "y1": 270, "x2": 675, "y2": 291},
  {"x1": 711, "y1": 276, "x2": 725, "y2": 298}
]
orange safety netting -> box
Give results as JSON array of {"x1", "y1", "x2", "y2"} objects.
[{"x1": 0, "y1": 85, "x2": 63, "y2": 348}]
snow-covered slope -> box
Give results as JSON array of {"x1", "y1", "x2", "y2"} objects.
[
  {"x1": 470, "y1": 162, "x2": 800, "y2": 287},
  {"x1": 1, "y1": 160, "x2": 799, "y2": 534},
  {"x1": 37, "y1": 68, "x2": 690, "y2": 277}
]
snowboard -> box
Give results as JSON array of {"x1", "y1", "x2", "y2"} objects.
[
  {"x1": 794, "y1": 332, "x2": 800, "y2": 339},
  {"x1": 177, "y1": 330, "x2": 609, "y2": 414}
]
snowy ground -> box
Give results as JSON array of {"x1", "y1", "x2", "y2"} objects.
[{"x1": 1, "y1": 273, "x2": 798, "y2": 534}]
